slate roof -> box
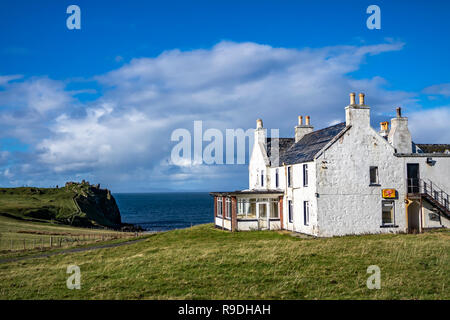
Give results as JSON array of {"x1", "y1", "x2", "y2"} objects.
[
  {"x1": 415, "y1": 144, "x2": 450, "y2": 154},
  {"x1": 266, "y1": 137, "x2": 295, "y2": 162},
  {"x1": 268, "y1": 122, "x2": 346, "y2": 166}
]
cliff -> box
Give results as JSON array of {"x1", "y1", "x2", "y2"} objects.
[{"x1": 0, "y1": 182, "x2": 139, "y2": 231}]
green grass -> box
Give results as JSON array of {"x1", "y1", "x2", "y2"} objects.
[
  {"x1": 0, "y1": 215, "x2": 136, "y2": 259},
  {"x1": 0, "y1": 187, "x2": 80, "y2": 223},
  {"x1": 0, "y1": 223, "x2": 448, "y2": 299}
]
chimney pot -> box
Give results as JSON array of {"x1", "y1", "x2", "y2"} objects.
[
  {"x1": 396, "y1": 107, "x2": 402, "y2": 118},
  {"x1": 350, "y1": 92, "x2": 356, "y2": 105},
  {"x1": 359, "y1": 93, "x2": 365, "y2": 105},
  {"x1": 298, "y1": 116, "x2": 303, "y2": 125},
  {"x1": 305, "y1": 116, "x2": 310, "y2": 125},
  {"x1": 256, "y1": 118, "x2": 263, "y2": 129}
]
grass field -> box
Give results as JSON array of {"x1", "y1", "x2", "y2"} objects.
[
  {"x1": 0, "y1": 215, "x2": 137, "y2": 259},
  {"x1": 0, "y1": 223, "x2": 448, "y2": 299}
]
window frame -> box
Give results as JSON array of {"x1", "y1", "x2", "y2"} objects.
[
  {"x1": 288, "y1": 166, "x2": 292, "y2": 187},
  {"x1": 288, "y1": 200, "x2": 293, "y2": 223},
  {"x1": 261, "y1": 170, "x2": 265, "y2": 187},
  {"x1": 303, "y1": 201, "x2": 309, "y2": 226},
  {"x1": 381, "y1": 200, "x2": 395, "y2": 226},
  {"x1": 303, "y1": 164, "x2": 308, "y2": 187},
  {"x1": 270, "y1": 199, "x2": 279, "y2": 219},
  {"x1": 217, "y1": 197, "x2": 223, "y2": 217},
  {"x1": 370, "y1": 166, "x2": 379, "y2": 186},
  {"x1": 225, "y1": 197, "x2": 232, "y2": 219},
  {"x1": 275, "y1": 168, "x2": 279, "y2": 188}
]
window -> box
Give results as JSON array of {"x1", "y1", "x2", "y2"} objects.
[
  {"x1": 270, "y1": 200, "x2": 279, "y2": 218},
  {"x1": 217, "y1": 197, "x2": 223, "y2": 217},
  {"x1": 303, "y1": 201, "x2": 309, "y2": 226},
  {"x1": 225, "y1": 198, "x2": 232, "y2": 218},
  {"x1": 370, "y1": 166, "x2": 379, "y2": 185},
  {"x1": 288, "y1": 167, "x2": 292, "y2": 187},
  {"x1": 382, "y1": 200, "x2": 395, "y2": 226},
  {"x1": 237, "y1": 199, "x2": 257, "y2": 219},
  {"x1": 303, "y1": 164, "x2": 308, "y2": 187},
  {"x1": 275, "y1": 169, "x2": 279, "y2": 188},
  {"x1": 261, "y1": 170, "x2": 265, "y2": 187},
  {"x1": 288, "y1": 200, "x2": 293, "y2": 223},
  {"x1": 259, "y1": 203, "x2": 267, "y2": 218}
]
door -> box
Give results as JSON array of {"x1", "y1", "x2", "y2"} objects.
[
  {"x1": 407, "y1": 163, "x2": 420, "y2": 193},
  {"x1": 257, "y1": 203, "x2": 268, "y2": 230}
]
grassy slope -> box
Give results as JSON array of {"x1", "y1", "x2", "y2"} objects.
[
  {"x1": 0, "y1": 186, "x2": 120, "y2": 228},
  {"x1": 0, "y1": 224, "x2": 448, "y2": 300},
  {"x1": 0, "y1": 187, "x2": 84, "y2": 223},
  {"x1": 0, "y1": 215, "x2": 135, "y2": 259}
]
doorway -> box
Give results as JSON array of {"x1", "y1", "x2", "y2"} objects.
[
  {"x1": 257, "y1": 202, "x2": 269, "y2": 230},
  {"x1": 407, "y1": 201, "x2": 421, "y2": 233},
  {"x1": 407, "y1": 163, "x2": 420, "y2": 193}
]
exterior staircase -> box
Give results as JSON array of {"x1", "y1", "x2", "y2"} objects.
[{"x1": 407, "y1": 178, "x2": 450, "y2": 219}]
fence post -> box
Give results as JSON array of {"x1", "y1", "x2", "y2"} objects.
[
  {"x1": 10, "y1": 239, "x2": 13, "y2": 251},
  {"x1": 50, "y1": 236, "x2": 53, "y2": 247}
]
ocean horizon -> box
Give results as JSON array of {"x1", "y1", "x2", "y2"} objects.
[{"x1": 113, "y1": 192, "x2": 214, "y2": 231}]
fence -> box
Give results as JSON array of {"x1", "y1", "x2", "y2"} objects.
[{"x1": 1, "y1": 232, "x2": 144, "y2": 253}]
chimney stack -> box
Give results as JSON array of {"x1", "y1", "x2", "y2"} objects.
[
  {"x1": 295, "y1": 115, "x2": 313, "y2": 142},
  {"x1": 388, "y1": 107, "x2": 412, "y2": 153},
  {"x1": 379, "y1": 121, "x2": 389, "y2": 139},
  {"x1": 256, "y1": 118, "x2": 263, "y2": 129},
  {"x1": 345, "y1": 92, "x2": 371, "y2": 127},
  {"x1": 255, "y1": 118, "x2": 267, "y2": 148}
]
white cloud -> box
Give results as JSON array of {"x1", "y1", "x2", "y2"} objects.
[
  {"x1": 423, "y1": 83, "x2": 450, "y2": 97},
  {"x1": 1, "y1": 40, "x2": 447, "y2": 191},
  {"x1": 0, "y1": 76, "x2": 73, "y2": 113},
  {"x1": 408, "y1": 107, "x2": 450, "y2": 144}
]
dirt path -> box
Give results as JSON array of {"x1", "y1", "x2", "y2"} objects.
[{"x1": 0, "y1": 237, "x2": 149, "y2": 264}]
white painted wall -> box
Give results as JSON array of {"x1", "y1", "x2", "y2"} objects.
[
  {"x1": 315, "y1": 126, "x2": 407, "y2": 237},
  {"x1": 215, "y1": 217, "x2": 232, "y2": 231},
  {"x1": 282, "y1": 162, "x2": 319, "y2": 235}
]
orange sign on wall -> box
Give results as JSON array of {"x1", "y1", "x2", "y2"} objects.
[{"x1": 382, "y1": 189, "x2": 396, "y2": 198}]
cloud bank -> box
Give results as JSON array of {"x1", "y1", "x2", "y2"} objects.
[{"x1": 0, "y1": 41, "x2": 447, "y2": 191}]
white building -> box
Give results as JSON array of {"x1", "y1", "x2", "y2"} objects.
[{"x1": 211, "y1": 93, "x2": 450, "y2": 236}]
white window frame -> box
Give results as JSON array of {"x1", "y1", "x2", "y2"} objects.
[
  {"x1": 303, "y1": 201, "x2": 309, "y2": 226},
  {"x1": 225, "y1": 197, "x2": 232, "y2": 219},
  {"x1": 261, "y1": 170, "x2": 265, "y2": 187},
  {"x1": 275, "y1": 168, "x2": 279, "y2": 188},
  {"x1": 288, "y1": 200, "x2": 293, "y2": 223},
  {"x1": 381, "y1": 200, "x2": 395, "y2": 226},
  {"x1": 288, "y1": 167, "x2": 292, "y2": 187},
  {"x1": 370, "y1": 166, "x2": 379, "y2": 185},
  {"x1": 303, "y1": 164, "x2": 308, "y2": 187},
  {"x1": 217, "y1": 197, "x2": 223, "y2": 217}
]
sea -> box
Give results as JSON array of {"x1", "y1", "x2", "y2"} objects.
[{"x1": 113, "y1": 192, "x2": 213, "y2": 231}]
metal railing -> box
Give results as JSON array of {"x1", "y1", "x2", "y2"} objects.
[{"x1": 407, "y1": 178, "x2": 449, "y2": 211}]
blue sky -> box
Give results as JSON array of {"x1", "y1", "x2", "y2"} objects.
[{"x1": 0, "y1": 0, "x2": 449, "y2": 192}]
